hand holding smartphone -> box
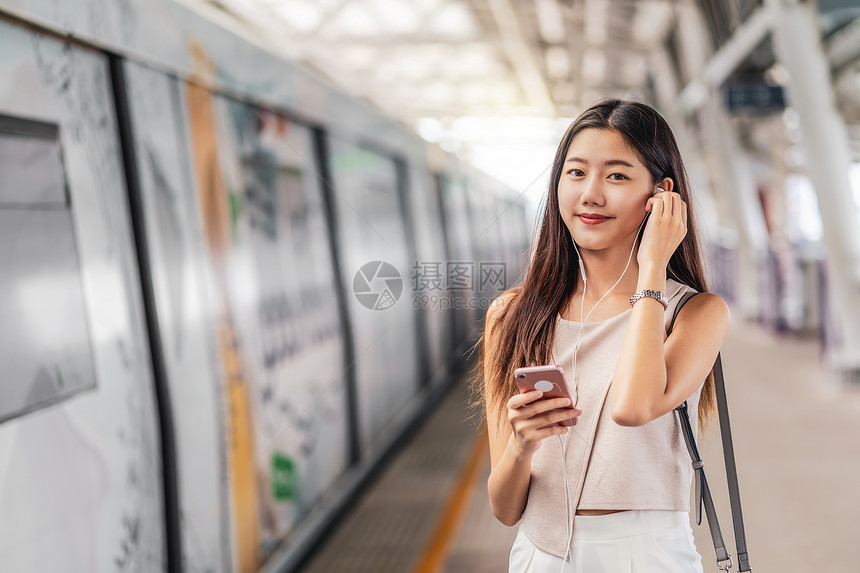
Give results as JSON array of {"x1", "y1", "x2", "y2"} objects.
[{"x1": 514, "y1": 365, "x2": 578, "y2": 426}]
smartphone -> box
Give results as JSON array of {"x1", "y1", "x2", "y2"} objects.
[{"x1": 514, "y1": 365, "x2": 578, "y2": 426}]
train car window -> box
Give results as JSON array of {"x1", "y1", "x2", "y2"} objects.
[
  {"x1": 0, "y1": 115, "x2": 67, "y2": 205},
  {"x1": 0, "y1": 113, "x2": 96, "y2": 424}
]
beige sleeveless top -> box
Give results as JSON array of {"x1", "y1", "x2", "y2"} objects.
[{"x1": 519, "y1": 278, "x2": 702, "y2": 558}]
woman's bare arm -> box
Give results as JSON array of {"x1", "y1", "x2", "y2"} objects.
[
  {"x1": 486, "y1": 400, "x2": 534, "y2": 526},
  {"x1": 609, "y1": 265, "x2": 730, "y2": 427},
  {"x1": 484, "y1": 296, "x2": 581, "y2": 525},
  {"x1": 487, "y1": 391, "x2": 576, "y2": 525},
  {"x1": 610, "y1": 189, "x2": 730, "y2": 426}
]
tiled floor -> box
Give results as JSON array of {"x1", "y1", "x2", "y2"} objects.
[
  {"x1": 300, "y1": 316, "x2": 860, "y2": 572},
  {"x1": 298, "y1": 374, "x2": 485, "y2": 573},
  {"x1": 684, "y1": 317, "x2": 860, "y2": 571}
]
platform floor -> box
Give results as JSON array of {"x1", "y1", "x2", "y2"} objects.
[{"x1": 299, "y1": 317, "x2": 860, "y2": 572}]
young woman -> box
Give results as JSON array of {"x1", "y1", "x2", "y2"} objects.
[{"x1": 475, "y1": 99, "x2": 730, "y2": 572}]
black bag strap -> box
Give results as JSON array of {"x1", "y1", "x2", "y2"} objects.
[{"x1": 668, "y1": 292, "x2": 752, "y2": 572}]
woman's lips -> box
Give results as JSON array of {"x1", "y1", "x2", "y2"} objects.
[{"x1": 577, "y1": 214, "x2": 611, "y2": 225}]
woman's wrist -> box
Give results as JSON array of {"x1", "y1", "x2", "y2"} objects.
[
  {"x1": 636, "y1": 263, "x2": 667, "y2": 292},
  {"x1": 507, "y1": 433, "x2": 536, "y2": 460}
]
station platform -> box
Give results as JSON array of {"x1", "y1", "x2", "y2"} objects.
[{"x1": 298, "y1": 316, "x2": 860, "y2": 572}]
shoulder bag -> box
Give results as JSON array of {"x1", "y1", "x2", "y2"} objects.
[{"x1": 668, "y1": 292, "x2": 753, "y2": 572}]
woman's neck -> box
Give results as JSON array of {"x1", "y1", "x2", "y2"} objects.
[{"x1": 576, "y1": 244, "x2": 642, "y2": 298}]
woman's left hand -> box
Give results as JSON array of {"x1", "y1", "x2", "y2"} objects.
[{"x1": 639, "y1": 190, "x2": 687, "y2": 269}]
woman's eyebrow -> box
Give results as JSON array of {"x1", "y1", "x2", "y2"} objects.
[{"x1": 565, "y1": 157, "x2": 634, "y2": 168}]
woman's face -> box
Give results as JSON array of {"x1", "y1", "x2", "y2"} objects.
[{"x1": 558, "y1": 128, "x2": 654, "y2": 253}]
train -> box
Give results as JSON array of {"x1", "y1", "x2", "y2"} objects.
[{"x1": 0, "y1": 1, "x2": 531, "y2": 572}]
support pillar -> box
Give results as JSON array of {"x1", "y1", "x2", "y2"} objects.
[{"x1": 769, "y1": 0, "x2": 860, "y2": 376}]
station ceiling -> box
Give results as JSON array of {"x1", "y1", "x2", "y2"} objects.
[
  {"x1": 196, "y1": 0, "x2": 860, "y2": 187},
  {"x1": 200, "y1": 0, "x2": 685, "y2": 123}
]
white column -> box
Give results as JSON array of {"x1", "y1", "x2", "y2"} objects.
[
  {"x1": 769, "y1": 0, "x2": 860, "y2": 374},
  {"x1": 701, "y1": 94, "x2": 770, "y2": 319},
  {"x1": 668, "y1": 4, "x2": 765, "y2": 313}
]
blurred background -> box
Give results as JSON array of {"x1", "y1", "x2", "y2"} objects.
[{"x1": 1, "y1": 0, "x2": 859, "y2": 571}]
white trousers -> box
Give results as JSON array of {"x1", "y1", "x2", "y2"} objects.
[{"x1": 509, "y1": 510, "x2": 705, "y2": 573}]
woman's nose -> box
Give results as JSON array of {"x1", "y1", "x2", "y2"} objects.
[{"x1": 579, "y1": 178, "x2": 605, "y2": 205}]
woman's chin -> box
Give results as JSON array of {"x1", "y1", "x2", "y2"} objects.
[{"x1": 571, "y1": 238, "x2": 610, "y2": 252}]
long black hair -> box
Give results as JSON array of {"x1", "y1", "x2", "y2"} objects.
[{"x1": 472, "y1": 98, "x2": 717, "y2": 437}]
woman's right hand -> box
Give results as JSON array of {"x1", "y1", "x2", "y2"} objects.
[{"x1": 507, "y1": 390, "x2": 583, "y2": 456}]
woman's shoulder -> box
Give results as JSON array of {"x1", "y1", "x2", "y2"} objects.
[
  {"x1": 665, "y1": 279, "x2": 730, "y2": 328},
  {"x1": 669, "y1": 285, "x2": 730, "y2": 328}
]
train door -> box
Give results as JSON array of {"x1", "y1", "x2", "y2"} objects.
[
  {"x1": 120, "y1": 61, "x2": 231, "y2": 572},
  {"x1": 439, "y1": 172, "x2": 478, "y2": 354},
  {"x1": 325, "y1": 137, "x2": 420, "y2": 452},
  {"x1": 406, "y1": 164, "x2": 451, "y2": 386},
  {"x1": 202, "y1": 96, "x2": 351, "y2": 564},
  {"x1": 0, "y1": 20, "x2": 166, "y2": 572}
]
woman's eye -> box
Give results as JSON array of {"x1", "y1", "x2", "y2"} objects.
[
  {"x1": 608, "y1": 173, "x2": 628, "y2": 180},
  {"x1": 568, "y1": 168, "x2": 585, "y2": 177}
]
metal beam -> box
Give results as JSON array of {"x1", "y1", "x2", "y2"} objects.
[
  {"x1": 486, "y1": 0, "x2": 556, "y2": 113},
  {"x1": 317, "y1": 34, "x2": 645, "y2": 52},
  {"x1": 300, "y1": 0, "x2": 352, "y2": 37},
  {"x1": 674, "y1": 2, "x2": 776, "y2": 114}
]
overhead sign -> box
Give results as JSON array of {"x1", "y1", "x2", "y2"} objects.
[{"x1": 723, "y1": 83, "x2": 786, "y2": 112}]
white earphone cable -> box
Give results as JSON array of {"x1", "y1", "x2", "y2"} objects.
[{"x1": 557, "y1": 214, "x2": 649, "y2": 571}]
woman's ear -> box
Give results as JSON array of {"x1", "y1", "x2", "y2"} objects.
[{"x1": 657, "y1": 177, "x2": 675, "y2": 193}]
